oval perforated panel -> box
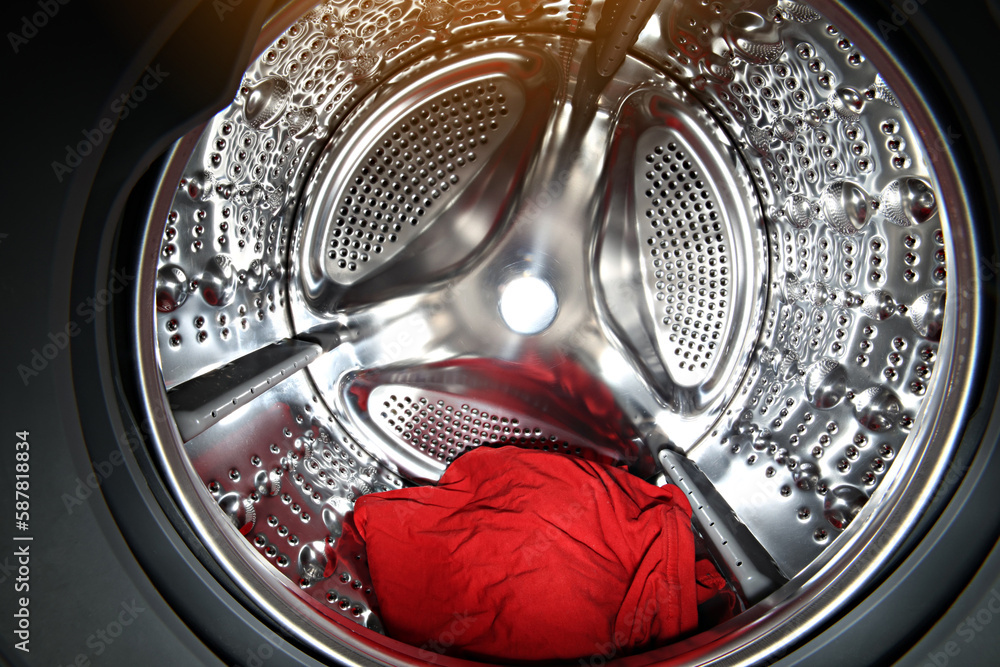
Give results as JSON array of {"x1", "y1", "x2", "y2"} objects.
[
  {"x1": 369, "y1": 385, "x2": 602, "y2": 464},
  {"x1": 637, "y1": 131, "x2": 734, "y2": 386},
  {"x1": 324, "y1": 77, "x2": 522, "y2": 280}
]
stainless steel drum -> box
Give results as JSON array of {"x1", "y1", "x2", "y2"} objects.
[{"x1": 134, "y1": 0, "x2": 979, "y2": 664}]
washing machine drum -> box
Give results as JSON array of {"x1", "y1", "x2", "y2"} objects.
[{"x1": 117, "y1": 0, "x2": 990, "y2": 665}]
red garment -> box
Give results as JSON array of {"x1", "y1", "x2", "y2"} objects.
[{"x1": 352, "y1": 446, "x2": 735, "y2": 662}]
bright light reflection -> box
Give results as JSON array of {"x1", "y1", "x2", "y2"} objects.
[{"x1": 499, "y1": 276, "x2": 558, "y2": 335}]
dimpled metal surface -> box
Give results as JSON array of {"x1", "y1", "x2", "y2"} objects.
[
  {"x1": 147, "y1": 0, "x2": 958, "y2": 645},
  {"x1": 186, "y1": 370, "x2": 403, "y2": 629},
  {"x1": 628, "y1": 0, "x2": 945, "y2": 574}
]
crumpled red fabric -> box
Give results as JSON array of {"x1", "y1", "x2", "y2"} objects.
[{"x1": 352, "y1": 446, "x2": 736, "y2": 662}]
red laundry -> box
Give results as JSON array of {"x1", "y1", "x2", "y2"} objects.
[{"x1": 352, "y1": 446, "x2": 735, "y2": 662}]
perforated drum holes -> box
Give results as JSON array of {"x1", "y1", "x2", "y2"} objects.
[
  {"x1": 369, "y1": 386, "x2": 596, "y2": 465},
  {"x1": 639, "y1": 136, "x2": 733, "y2": 385},
  {"x1": 324, "y1": 77, "x2": 521, "y2": 280}
]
